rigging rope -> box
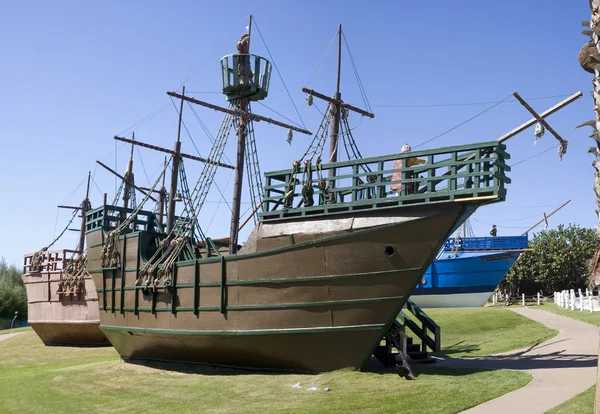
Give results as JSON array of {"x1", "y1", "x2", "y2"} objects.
[
  {"x1": 342, "y1": 32, "x2": 372, "y2": 113},
  {"x1": 370, "y1": 94, "x2": 574, "y2": 108},
  {"x1": 512, "y1": 145, "x2": 559, "y2": 167},
  {"x1": 252, "y1": 18, "x2": 307, "y2": 130},
  {"x1": 413, "y1": 94, "x2": 513, "y2": 149},
  {"x1": 244, "y1": 106, "x2": 264, "y2": 224},
  {"x1": 304, "y1": 29, "x2": 338, "y2": 88},
  {"x1": 170, "y1": 97, "x2": 233, "y2": 214}
]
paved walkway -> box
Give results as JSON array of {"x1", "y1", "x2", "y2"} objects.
[
  {"x1": 0, "y1": 332, "x2": 22, "y2": 343},
  {"x1": 435, "y1": 307, "x2": 599, "y2": 413}
]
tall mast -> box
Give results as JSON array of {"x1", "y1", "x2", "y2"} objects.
[
  {"x1": 157, "y1": 157, "x2": 167, "y2": 229},
  {"x1": 228, "y1": 15, "x2": 252, "y2": 254},
  {"x1": 166, "y1": 85, "x2": 185, "y2": 234},
  {"x1": 123, "y1": 132, "x2": 135, "y2": 210},
  {"x1": 327, "y1": 24, "x2": 343, "y2": 196},
  {"x1": 78, "y1": 171, "x2": 91, "y2": 254}
]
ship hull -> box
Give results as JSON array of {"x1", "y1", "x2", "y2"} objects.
[
  {"x1": 30, "y1": 321, "x2": 108, "y2": 346},
  {"x1": 88, "y1": 203, "x2": 471, "y2": 372},
  {"x1": 411, "y1": 251, "x2": 520, "y2": 308},
  {"x1": 22, "y1": 252, "x2": 108, "y2": 346}
]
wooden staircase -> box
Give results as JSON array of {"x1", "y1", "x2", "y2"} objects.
[{"x1": 373, "y1": 300, "x2": 441, "y2": 378}]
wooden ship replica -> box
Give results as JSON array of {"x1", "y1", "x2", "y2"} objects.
[
  {"x1": 84, "y1": 20, "x2": 513, "y2": 372},
  {"x1": 22, "y1": 173, "x2": 108, "y2": 345}
]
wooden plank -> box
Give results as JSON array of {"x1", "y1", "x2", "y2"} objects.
[{"x1": 167, "y1": 92, "x2": 312, "y2": 135}]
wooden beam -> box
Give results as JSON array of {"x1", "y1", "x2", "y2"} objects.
[
  {"x1": 512, "y1": 92, "x2": 568, "y2": 147},
  {"x1": 497, "y1": 91, "x2": 582, "y2": 143},
  {"x1": 302, "y1": 88, "x2": 375, "y2": 118},
  {"x1": 96, "y1": 161, "x2": 158, "y2": 202},
  {"x1": 521, "y1": 199, "x2": 571, "y2": 235},
  {"x1": 166, "y1": 91, "x2": 312, "y2": 135},
  {"x1": 417, "y1": 93, "x2": 581, "y2": 194},
  {"x1": 57, "y1": 205, "x2": 81, "y2": 210},
  {"x1": 238, "y1": 200, "x2": 264, "y2": 232},
  {"x1": 114, "y1": 136, "x2": 234, "y2": 170}
]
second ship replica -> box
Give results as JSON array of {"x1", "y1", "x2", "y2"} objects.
[{"x1": 85, "y1": 21, "x2": 512, "y2": 372}]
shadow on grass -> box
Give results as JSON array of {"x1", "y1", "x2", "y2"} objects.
[
  {"x1": 436, "y1": 339, "x2": 483, "y2": 356},
  {"x1": 124, "y1": 356, "x2": 473, "y2": 379},
  {"x1": 434, "y1": 338, "x2": 598, "y2": 372},
  {"x1": 361, "y1": 356, "x2": 494, "y2": 378}
]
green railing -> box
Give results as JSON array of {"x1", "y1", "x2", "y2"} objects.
[
  {"x1": 398, "y1": 300, "x2": 441, "y2": 353},
  {"x1": 260, "y1": 140, "x2": 510, "y2": 221},
  {"x1": 86, "y1": 205, "x2": 161, "y2": 234}
]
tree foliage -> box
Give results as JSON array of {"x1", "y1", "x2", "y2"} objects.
[
  {"x1": 501, "y1": 224, "x2": 598, "y2": 295},
  {"x1": 0, "y1": 257, "x2": 27, "y2": 320}
]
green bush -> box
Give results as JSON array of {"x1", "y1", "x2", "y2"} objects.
[
  {"x1": 0, "y1": 258, "x2": 27, "y2": 320},
  {"x1": 501, "y1": 224, "x2": 598, "y2": 295}
]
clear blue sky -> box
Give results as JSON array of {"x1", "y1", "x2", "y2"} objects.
[{"x1": 0, "y1": 1, "x2": 594, "y2": 266}]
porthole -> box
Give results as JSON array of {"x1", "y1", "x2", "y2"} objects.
[{"x1": 384, "y1": 245, "x2": 396, "y2": 257}]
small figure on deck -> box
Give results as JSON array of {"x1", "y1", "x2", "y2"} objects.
[
  {"x1": 236, "y1": 34, "x2": 252, "y2": 84},
  {"x1": 390, "y1": 144, "x2": 426, "y2": 196},
  {"x1": 490, "y1": 224, "x2": 497, "y2": 237}
]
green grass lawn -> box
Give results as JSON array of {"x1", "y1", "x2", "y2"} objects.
[
  {"x1": 419, "y1": 307, "x2": 557, "y2": 357},
  {"x1": 536, "y1": 303, "x2": 600, "y2": 327},
  {"x1": 0, "y1": 331, "x2": 532, "y2": 414},
  {"x1": 546, "y1": 386, "x2": 595, "y2": 414}
]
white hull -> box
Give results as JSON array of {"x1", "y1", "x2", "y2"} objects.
[{"x1": 410, "y1": 291, "x2": 492, "y2": 308}]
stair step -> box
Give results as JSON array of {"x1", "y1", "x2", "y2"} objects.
[
  {"x1": 407, "y1": 344, "x2": 420, "y2": 353},
  {"x1": 408, "y1": 351, "x2": 429, "y2": 360}
]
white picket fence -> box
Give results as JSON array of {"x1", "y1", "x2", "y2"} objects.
[
  {"x1": 489, "y1": 289, "x2": 600, "y2": 311},
  {"x1": 553, "y1": 289, "x2": 600, "y2": 312}
]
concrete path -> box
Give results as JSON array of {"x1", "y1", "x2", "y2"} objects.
[
  {"x1": 0, "y1": 332, "x2": 22, "y2": 343},
  {"x1": 435, "y1": 307, "x2": 599, "y2": 413}
]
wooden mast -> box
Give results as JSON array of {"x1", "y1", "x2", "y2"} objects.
[
  {"x1": 158, "y1": 157, "x2": 167, "y2": 229},
  {"x1": 77, "y1": 171, "x2": 91, "y2": 254},
  {"x1": 327, "y1": 24, "x2": 343, "y2": 198},
  {"x1": 166, "y1": 85, "x2": 185, "y2": 234},
  {"x1": 228, "y1": 15, "x2": 252, "y2": 254},
  {"x1": 122, "y1": 132, "x2": 135, "y2": 210}
]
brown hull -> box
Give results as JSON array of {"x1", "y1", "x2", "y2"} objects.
[
  {"x1": 22, "y1": 250, "x2": 108, "y2": 346},
  {"x1": 30, "y1": 321, "x2": 109, "y2": 346},
  {"x1": 88, "y1": 203, "x2": 469, "y2": 371}
]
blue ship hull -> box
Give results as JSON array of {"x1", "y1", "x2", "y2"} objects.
[{"x1": 410, "y1": 236, "x2": 527, "y2": 308}]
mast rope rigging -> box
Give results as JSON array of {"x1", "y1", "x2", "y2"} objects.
[
  {"x1": 413, "y1": 94, "x2": 513, "y2": 149},
  {"x1": 136, "y1": 145, "x2": 152, "y2": 186},
  {"x1": 170, "y1": 97, "x2": 233, "y2": 213},
  {"x1": 244, "y1": 105, "x2": 264, "y2": 224},
  {"x1": 279, "y1": 103, "x2": 333, "y2": 207},
  {"x1": 304, "y1": 29, "x2": 338, "y2": 88},
  {"x1": 370, "y1": 94, "x2": 575, "y2": 109},
  {"x1": 90, "y1": 175, "x2": 103, "y2": 199},
  {"x1": 101, "y1": 155, "x2": 173, "y2": 269},
  {"x1": 136, "y1": 110, "x2": 237, "y2": 289},
  {"x1": 340, "y1": 112, "x2": 372, "y2": 174},
  {"x1": 175, "y1": 20, "x2": 245, "y2": 91},
  {"x1": 255, "y1": 101, "x2": 306, "y2": 129},
  {"x1": 298, "y1": 103, "x2": 333, "y2": 162},
  {"x1": 117, "y1": 105, "x2": 169, "y2": 138},
  {"x1": 512, "y1": 144, "x2": 559, "y2": 167},
  {"x1": 45, "y1": 208, "x2": 79, "y2": 251},
  {"x1": 186, "y1": 101, "x2": 235, "y2": 167},
  {"x1": 174, "y1": 109, "x2": 235, "y2": 235},
  {"x1": 473, "y1": 217, "x2": 545, "y2": 230},
  {"x1": 342, "y1": 32, "x2": 372, "y2": 113},
  {"x1": 252, "y1": 18, "x2": 307, "y2": 130}
]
